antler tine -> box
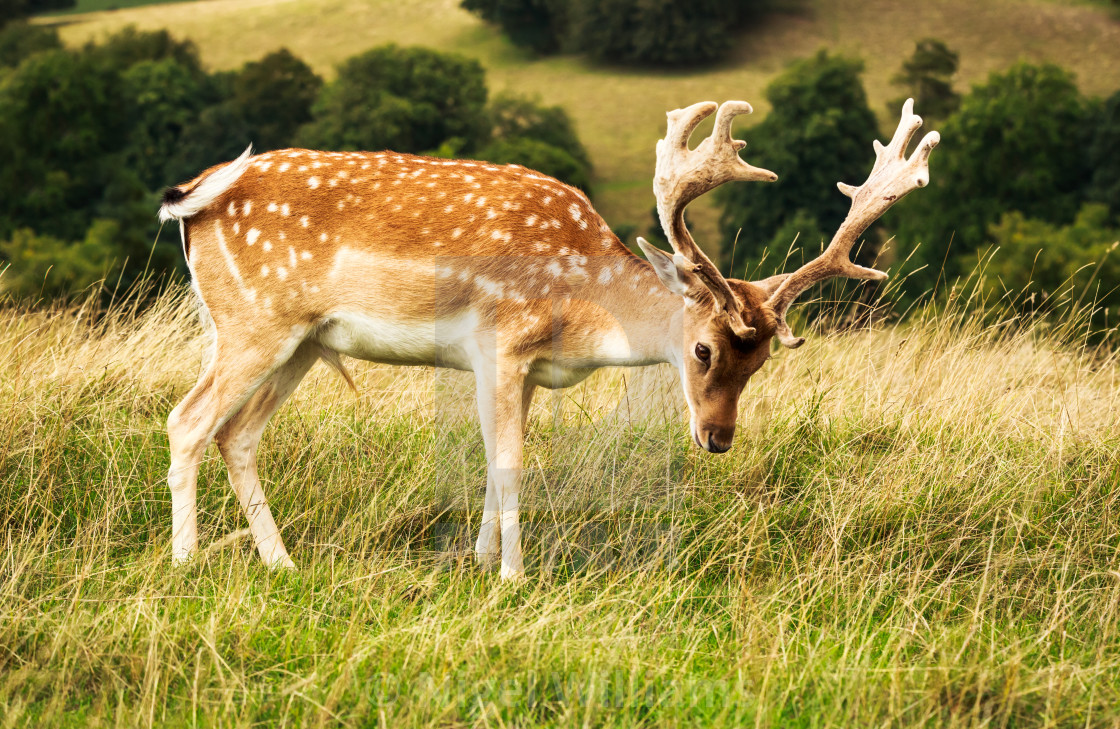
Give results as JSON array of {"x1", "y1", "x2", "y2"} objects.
[
  {"x1": 765, "y1": 99, "x2": 940, "y2": 349},
  {"x1": 652, "y1": 100, "x2": 778, "y2": 339},
  {"x1": 711, "y1": 100, "x2": 753, "y2": 151},
  {"x1": 662, "y1": 101, "x2": 719, "y2": 151}
]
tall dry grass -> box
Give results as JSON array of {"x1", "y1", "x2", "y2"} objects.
[{"x1": 0, "y1": 279, "x2": 1118, "y2": 726}]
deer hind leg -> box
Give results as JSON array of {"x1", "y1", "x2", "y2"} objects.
[
  {"x1": 214, "y1": 341, "x2": 319, "y2": 568},
  {"x1": 166, "y1": 332, "x2": 307, "y2": 564}
]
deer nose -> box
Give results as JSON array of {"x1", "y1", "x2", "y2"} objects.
[{"x1": 705, "y1": 433, "x2": 732, "y2": 454}]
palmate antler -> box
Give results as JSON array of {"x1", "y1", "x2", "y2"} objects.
[
  {"x1": 651, "y1": 101, "x2": 778, "y2": 339},
  {"x1": 765, "y1": 99, "x2": 940, "y2": 348}
]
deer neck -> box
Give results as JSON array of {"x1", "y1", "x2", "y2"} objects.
[{"x1": 571, "y1": 253, "x2": 686, "y2": 370}]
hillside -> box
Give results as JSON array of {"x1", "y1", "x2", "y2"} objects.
[{"x1": 46, "y1": 0, "x2": 1120, "y2": 250}]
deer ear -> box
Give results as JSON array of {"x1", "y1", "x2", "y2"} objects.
[{"x1": 636, "y1": 237, "x2": 699, "y2": 300}]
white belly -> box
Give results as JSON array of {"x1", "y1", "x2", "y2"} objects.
[
  {"x1": 314, "y1": 311, "x2": 477, "y2": 371},
  {"x1": 526, "y1": 360, "x2": 596, "y2": 389}
]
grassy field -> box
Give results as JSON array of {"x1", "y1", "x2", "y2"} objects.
[
  {"x1": 0, "y1": 276, "x2": 1118, "y2": 726},
  {"x1": 45, "y1": 0, "x2": 1120, "y2": 248}
]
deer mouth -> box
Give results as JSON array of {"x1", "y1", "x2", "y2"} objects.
[{"x1": 692, "y1": 427, "x2": 732, "y2": 454}]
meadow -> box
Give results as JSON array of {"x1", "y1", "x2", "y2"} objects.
[{"x1": 0, "y1": 275, "x2": 1117, "y2": 726}]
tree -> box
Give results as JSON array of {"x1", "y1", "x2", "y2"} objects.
[
  {"x1": 569, "y1": 0, "x2": 763, "y2": 66},
  {"x1": 232, "y1": 49, "x2": 322, "y2": 152},
  {"x1": 889, "y1": 38, "x2": 960, "y2": 123},
  {"x1": 473, "y1": 93, "x2": 592, "y2": 190},
  {"x1": 1088, "y1": 88, "x2": 1120, "y2": 222},
  {"x1": 485, "y1": 92, "x2": 590, "y2": 169},
  {"x1": 0, "y1": 48, "x2": 134, "y2": 243},
  {"x1": 476, "y1": 137, "x2": 591, "y2": 191},
  {"x1": 0, "y1": 21, "x2": 60, "y2": 68},
  {"x1": 463, "y1": 0, "x2": 770, "y2": 65},
  {"x1": 891, "y1": 62, "x2": 1095, "y2": 288},
  {"x1": 299, "y1": 45, "x2": 489, "y2": 155},
  {"x1": 122, "y1": 57, "x2": 220, "y2": 191},
  {"x1": 717, "y1": 50, "x2": 879, "y2": 279},
  {"x1": 83, "y1": 26, "x2": 202, "y2": 73},
  {"x1": 461, "y1": 0, "x2": 566, "y2": 53}
]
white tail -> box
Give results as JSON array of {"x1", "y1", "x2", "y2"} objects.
[{"x1": 159, "y1": 145, "x2": 254, "y2": 223}]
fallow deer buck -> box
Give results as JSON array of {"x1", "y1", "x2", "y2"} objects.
[{"x1": 160, "y1": 99, "x2": 938, "y2": 580}]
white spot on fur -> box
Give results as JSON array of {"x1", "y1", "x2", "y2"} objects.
[
  {"x1": 242, "y1": 201, "x2": 252, "y2": 216},
  {"x1": 246, "y1": 228, "x2": 260, "y2": 245},
  {"x1": 261, "y1": 264, "x2": 270, "y2": 277},
  {"x1": 281, "y1": 203, "x2": 290, "y2": 216},
  {"x1": 267, "y1": 202, "x2": 278, "y2": 213},
  {"x1": 277, "y1": 267, "x2": 288, "y2": 280},
  {"x1": 300, "y1": 216, "x2": 310, "y2": 228},
  {"x1": 301, "y1": 251, "x2": 312, "y2": 260},
  {"x1": 598, "y1": 267, "x2": 613, "y2": 284},
  {"x1": 308, "y1": 177, "x2": 320, "y2": 189},
  {"x1": 279, "y1": 163, "x2": 291, "y2": 172},
  {"x1": 525, "y1": 214, "x2": 537, "y2": 226},
  {"x1": 262, "y1": 241, "x2": 272, "y2": 252}
]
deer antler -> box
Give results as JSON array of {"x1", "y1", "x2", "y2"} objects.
[
  {"x1": 764, "y1": 98, "x2": 940, "y2": 348},
  {"x1": 653, "y1": 100, "x2": 778, "y2": 339}
]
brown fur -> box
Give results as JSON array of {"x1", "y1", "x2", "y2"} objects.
[{"x1": 163, "y1": 147, "x2": 783, "y2": 578}]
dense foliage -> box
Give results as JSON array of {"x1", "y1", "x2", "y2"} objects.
[
  {"x1": 888, "y1": 38, "x2": 960, "y2": 122},
  {"x1": 977, "y1": 203, "x2": 1120, "y2": 316},
  {"x1": 462, "y1": 0, "x2": 769, "y2": 65},
  {"x1": 891, "y1": 62, "x2": 1100, "y2": 292},
  {"x1": 0, "y1": 31, "x2": 591, "y2": 300},
  {"x1": 298, "y1": 45, "x2": 489, "y2": 155},
  {"x1": 460, "y1": 0, "x2": 565, "y2": 54}
]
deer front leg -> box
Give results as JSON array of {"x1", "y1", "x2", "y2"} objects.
[{"x1": 473, "y1": 362, "x2": 530, "y2": 580}]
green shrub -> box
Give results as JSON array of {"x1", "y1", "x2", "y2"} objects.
[
  {"x1": 974, "y1": 203, "x2": 1120, "y2": 316},
  {"x1": 298, "y1": 45, "x2": 489, "y2": 155},
  {"x1": 0, "y1": 221, "x2": 122, "y2": 300}
]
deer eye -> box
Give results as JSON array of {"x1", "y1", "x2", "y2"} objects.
[{"x1": 694, "y1": 343, "x2": 711, "y2": 364}]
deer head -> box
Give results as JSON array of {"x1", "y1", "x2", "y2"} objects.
[{"x1": 640, "y1": 99, "x2": 939, "y2": 453}]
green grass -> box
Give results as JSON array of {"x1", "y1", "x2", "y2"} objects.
[
  {"x1": 44, "y1": 0, "x2": 1120, "y2": 251},
  {"x1": 1, "y1": 281, "x2": 1118, "y2": 726}
]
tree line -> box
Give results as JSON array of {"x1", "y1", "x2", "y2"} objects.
[
  {"x1": 0, "y1": 25, "x2": 591, "y2": 299},
  {"x1": 461, "y1": 0, "x2": 776, "y2": 65},
  {"x1": 1, "y1": 14, "x2": 1117, "y2": 325}
]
